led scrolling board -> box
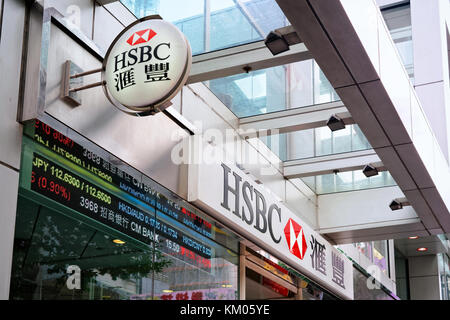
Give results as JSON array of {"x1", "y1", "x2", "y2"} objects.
[{"x1": 29, "y1": 120, "x2": 212, "y2": 270}]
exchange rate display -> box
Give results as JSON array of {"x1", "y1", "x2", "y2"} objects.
[{"x1": 28, "y1": 120, "x2": 213, "y2": 271}]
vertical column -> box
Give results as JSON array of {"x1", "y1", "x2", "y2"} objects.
[
  {"x1": 0, "y1": 0, "x2": 26, "y2": 299},
  {"x1": 204, "y1": 0, "x2": 210, "y2": 53},
  {"x1": 408, "y1": 255, "x2": 441, "y2": 300},
  {"x1": 411, "y1": 0, "x2": 450, "y2": 161},
  {"x1": 239, "y1": 242, "x2": 246, "y2": 300}
]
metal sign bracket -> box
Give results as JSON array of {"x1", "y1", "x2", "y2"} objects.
[{"x1": 61, "y1": 60, "x2": 104, "y2": 106}]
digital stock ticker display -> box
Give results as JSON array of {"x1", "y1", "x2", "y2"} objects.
[{"x1": 28, "y1": 120, "x2": 213, "y2": 271}]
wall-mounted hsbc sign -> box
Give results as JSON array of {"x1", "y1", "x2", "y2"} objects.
[
  {"x1": 188, "y1": 160, "x2": 354, "y2": 300},
  {"x1": 102, "y1": 15, "x2": 191, "y2": 116}
]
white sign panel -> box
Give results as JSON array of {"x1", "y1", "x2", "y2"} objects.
[
  {"x1": 188, "y1": 161, "x2": 354, "y2": 300},
  {"x1": 102, "y1": 16, "x2": 191, "y2": 116}
]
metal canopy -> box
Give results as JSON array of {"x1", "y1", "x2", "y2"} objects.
[{"x1": 275, "y1": 0, "x2": 450, "y2": 239}]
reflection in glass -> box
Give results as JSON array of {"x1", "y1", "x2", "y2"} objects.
[
  {"x1": 354, "y1": 241, "x2": 389, "y2": 277},
  {"x1": 382, "y1": 4, "x2": 414, "y2": 82},
  {"x1": 300, "y1": 170, "x2": 396, "y2": 195},
  {"x1": 245, "y1": 248, "x2": 337, "y2": 300},
  {"x1": 120, "y1": 0, "x2": 287, "y2": 55},
  {"x1": 373, "y1": 240, "x2": 389, "y2": 276},
  {"x1": 355, "y1": 242, "x2": 373, "y2": 262},
  {"x1": 353, "y1": 268, "x2": 395, "y2": 300},
  {"x1": 11, "y1": 194, "x2": 239, "y2": 300},
  {"x1": 438, "y1": 253, "x2": 450, "y2": 300},
  {"x1": 207, "y1": 60, "x2": 342, "y2": 118},
  {"x1": 207, "y1": 67, "x2": 286, "y2": 117}
]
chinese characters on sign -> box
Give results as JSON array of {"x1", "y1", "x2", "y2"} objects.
[
  {"x1": 114, "y1": 68, "x2": 136, "y2": 92},
  {"x1": 114, "y1": 63, "x2": 171, "y2": 92},
  {"x1": 309, "y1": 235, "x2": 346, "y2": 288},
  {"x1": 131, "y1": 288, "x2": 236, "y2": 300},
  {"x1": 310, "y1": 235, "x2": 327, "y2": 276},
  {"x1": 145, "y1": 63, "x2": 170, "y2": 82},
  {"x1": 332, "y1": 252, "x2": 346, "y2": 289}
]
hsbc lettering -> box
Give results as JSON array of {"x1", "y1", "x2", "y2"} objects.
[
  {"x1": 113, "y1": 43, "x2": 171, "y2": 73},
  {"x1": 220, "y1": 163, "x2": 281, "y2": 244}
]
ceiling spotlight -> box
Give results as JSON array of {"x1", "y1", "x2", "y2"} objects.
[
  {"x1": 389, "y1": 199, "x2": 403, "y2": 211},
  {"x1": 326, "y1": 114, "x2": 346, "y2": 132},
  {"x1": 362, "y1": 164, "x2": 379, "y2": 178},
  {"x1": 408, "y1": 236, "x2": 419, "y2": 240},
  {"x1": 417, "y1": 247, "x2": 428, "y2": 252},
  {"x1": 389, "y1": 198, "x2": 410, "y2": 211},
  {"x1": 264, "y1": 31, "x2": 289, "y2": 56}
]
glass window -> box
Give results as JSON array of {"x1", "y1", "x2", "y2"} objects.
[
  {"x1": 245, "y1": 248, "x2": 338, "y2": 300},
  {"x1": 207, "y1": 60, "x2": 341, "y2": 118},
  {"x1": 353, "y1": 267, "x2": 395, "y2": 300},
  {"x1": 287, "y1": 129, "x2": 315, "y2": 160},
  {"x1": 299, "y1": 170, "x2": 396, "y2": 195},
  {"x1": 120, "y1": 0, "x2": 288, "y2": 55},
  {"x1": 10, "y1": 120, "x2": 240, "y2": 300},
  {"x1": 438, "y1": 253, "x2": 450, "y2": 300},
  {"x1": 289, "y1": 60, "x2": 314, "y2": 108},
  {"x1": 207, "y1": 66, "x2": 287, "y2": 118},
  {"x1": 382, "y1": 4, "x2": 414, "y2": 82},
  {"x1": 355, "y1": 242, "x2": 373, "y2": 262},
  {"x1": 373, "y1": 240, "x2": 389, "y2": 276},
  {"x1": 313, "y1": 61, "x2": 339, "y2": 103}
]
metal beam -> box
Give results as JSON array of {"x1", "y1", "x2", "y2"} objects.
[
  {"x1": 283, "y1": 149, "x2": 381, "y2": 178},
  {"x1": 186, "y1": 40, "x2": 312, "y2": 84},
  {"x1": 238, "y1": 101, "x2": 353, "y2": 138}
]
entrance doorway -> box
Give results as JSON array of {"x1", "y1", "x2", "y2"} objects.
[{"x1": 241, "y1": 246, "x2": 336, "y2": 300}]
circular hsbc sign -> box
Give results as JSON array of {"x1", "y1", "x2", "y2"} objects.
[{"x1": 102, "y1": 15, "x2": 191, "y2": 116}]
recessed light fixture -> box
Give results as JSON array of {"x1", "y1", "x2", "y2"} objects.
[
  {"x1": 221, "y1": 284, "x2": 233, "y2": 288},
  {"x1": 162, "y1": 289, "x2": 173, "y2": 293},
  {"x1": 408, "y1": 236, "x2": 419, "y2": 240},
  {"x1": 113, "y1": 239, "x2": 126, "y2": 245},
  {"x1": 417, "y1": 247, "x2": 428, "y2": 252}
]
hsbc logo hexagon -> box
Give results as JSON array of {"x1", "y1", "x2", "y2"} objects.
[
  {"x1": 284, "y1": 218, "x2": 308, "y2": 260},
  {"x1": 126, "y1": 29, "x2": 157, "y2": 46}
]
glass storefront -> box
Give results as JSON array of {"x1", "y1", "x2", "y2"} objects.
[
  {"x1": 353, "y1": 267, "x2": 395, "y2": 300},
  {"x1": 10, "y1": 120, "x2": 240, "y2": 300},
  {"x1": 438, "y1": 253, "x2": 450, "y2": 300},
  {"x1": 8, "y1": 119, "x2": 380, "y2": 301},
  {"x1": 354, "y1": 241, "x2": 390, "y2": 276},
  {"x1": 243, "y1": 248, "x2": 338, "y2": 300}
]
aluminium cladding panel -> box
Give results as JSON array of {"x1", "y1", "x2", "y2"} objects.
[
  {"x1": 188, "y1": 157, "x2": 354, "y2": 300},
  {"x1": 0, "y1": 165, "x2": 19, "y2": 299},
  {"x1": 317, "y1": 186, "x2": 421, "y2": 237},
  {"x1": 0, "y1": 0, "x2": 26, "y2": 169},
  {"x1": 43, "y1": 22, "x2": 189, "y2": 197}
]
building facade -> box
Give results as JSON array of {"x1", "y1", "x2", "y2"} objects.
[{"x1": 0, "y1": 0, "x2": 449, "y2": 300}]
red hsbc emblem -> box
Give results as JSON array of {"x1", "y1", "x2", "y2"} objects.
[
  {"x1": 284, "y1": 218, "x2": 308, "y2": 260},
  {"x1": 126, "y1": 29, "x2": 157, "y2": 46}
]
